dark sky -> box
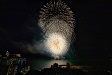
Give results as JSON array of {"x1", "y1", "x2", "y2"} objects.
[{"x1": 0, "y1": 0, "x2": 112, "y2": 59}]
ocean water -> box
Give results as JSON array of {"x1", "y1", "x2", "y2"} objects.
[{"x1": 29, "y1": 58, "x2": 72, "y2": 70}]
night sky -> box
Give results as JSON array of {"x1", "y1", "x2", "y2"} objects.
[{"x1": 0, "y1": 0, "x2": 112, "y2": 59}]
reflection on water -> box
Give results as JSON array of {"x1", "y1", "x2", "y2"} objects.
[{"x1": 30, "y1": 58, "x2": 72, "y2": 70}]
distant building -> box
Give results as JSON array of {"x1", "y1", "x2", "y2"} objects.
[
  {"x1": 0, "y1": 54, "x2": 2, "y2": 57},
  {"x1": 53, "y1": 63, "x2": 58, "y2": 68},
  {"x1": 66, "y1": 62, "x2": 70, "y2": 68},
  {"x1": 16, "y1": 54, "x2": 21, "y2": 58},
  {"x1": 6, "y1": 51, "x2": 10, "y2": 57},
  {"x1": 54, "y1": 56, "x2": 60, "y2": 60}
]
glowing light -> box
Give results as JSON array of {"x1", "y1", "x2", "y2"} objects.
[
  {"x1": 38, "y1": 0, "x2": 76, "y2": 57},
  {"x1": 45, "y1": 33, "x2": 68, "y2": 55}
]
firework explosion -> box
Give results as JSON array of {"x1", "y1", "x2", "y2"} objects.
[{"x1": 38, "y1": 0, "x2": 75, "y2": 57}]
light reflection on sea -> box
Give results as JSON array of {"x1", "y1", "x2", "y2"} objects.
[{"x1": 29, "y1": 58, "x2": 72, "y2": 70}]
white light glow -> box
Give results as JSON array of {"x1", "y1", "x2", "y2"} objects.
[
  {"x1": 45, "y1": 33, "x2": 68, "y2": 55},
  {"x1": 36, "y1": 0, "x2": 76, "y2": 57}
]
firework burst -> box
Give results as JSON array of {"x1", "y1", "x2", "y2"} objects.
[{"x1": 38, "y1": 0, "x2": 75, "y2": 57}]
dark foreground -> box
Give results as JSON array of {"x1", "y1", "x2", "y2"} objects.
[
  {"x1": 0, "y1": 56, "x2": 112, "y2": 75},
  {"x1": 21, "y1": 68, "x2": 112, "y2": 75}
]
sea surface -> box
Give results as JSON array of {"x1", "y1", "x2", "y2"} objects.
[
  {"x1": 29, "y1": 58, "x2": 112, "y2": 70},
  {"x1": 29, "y1": 58, "x2": 73, "y2": 70}
]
